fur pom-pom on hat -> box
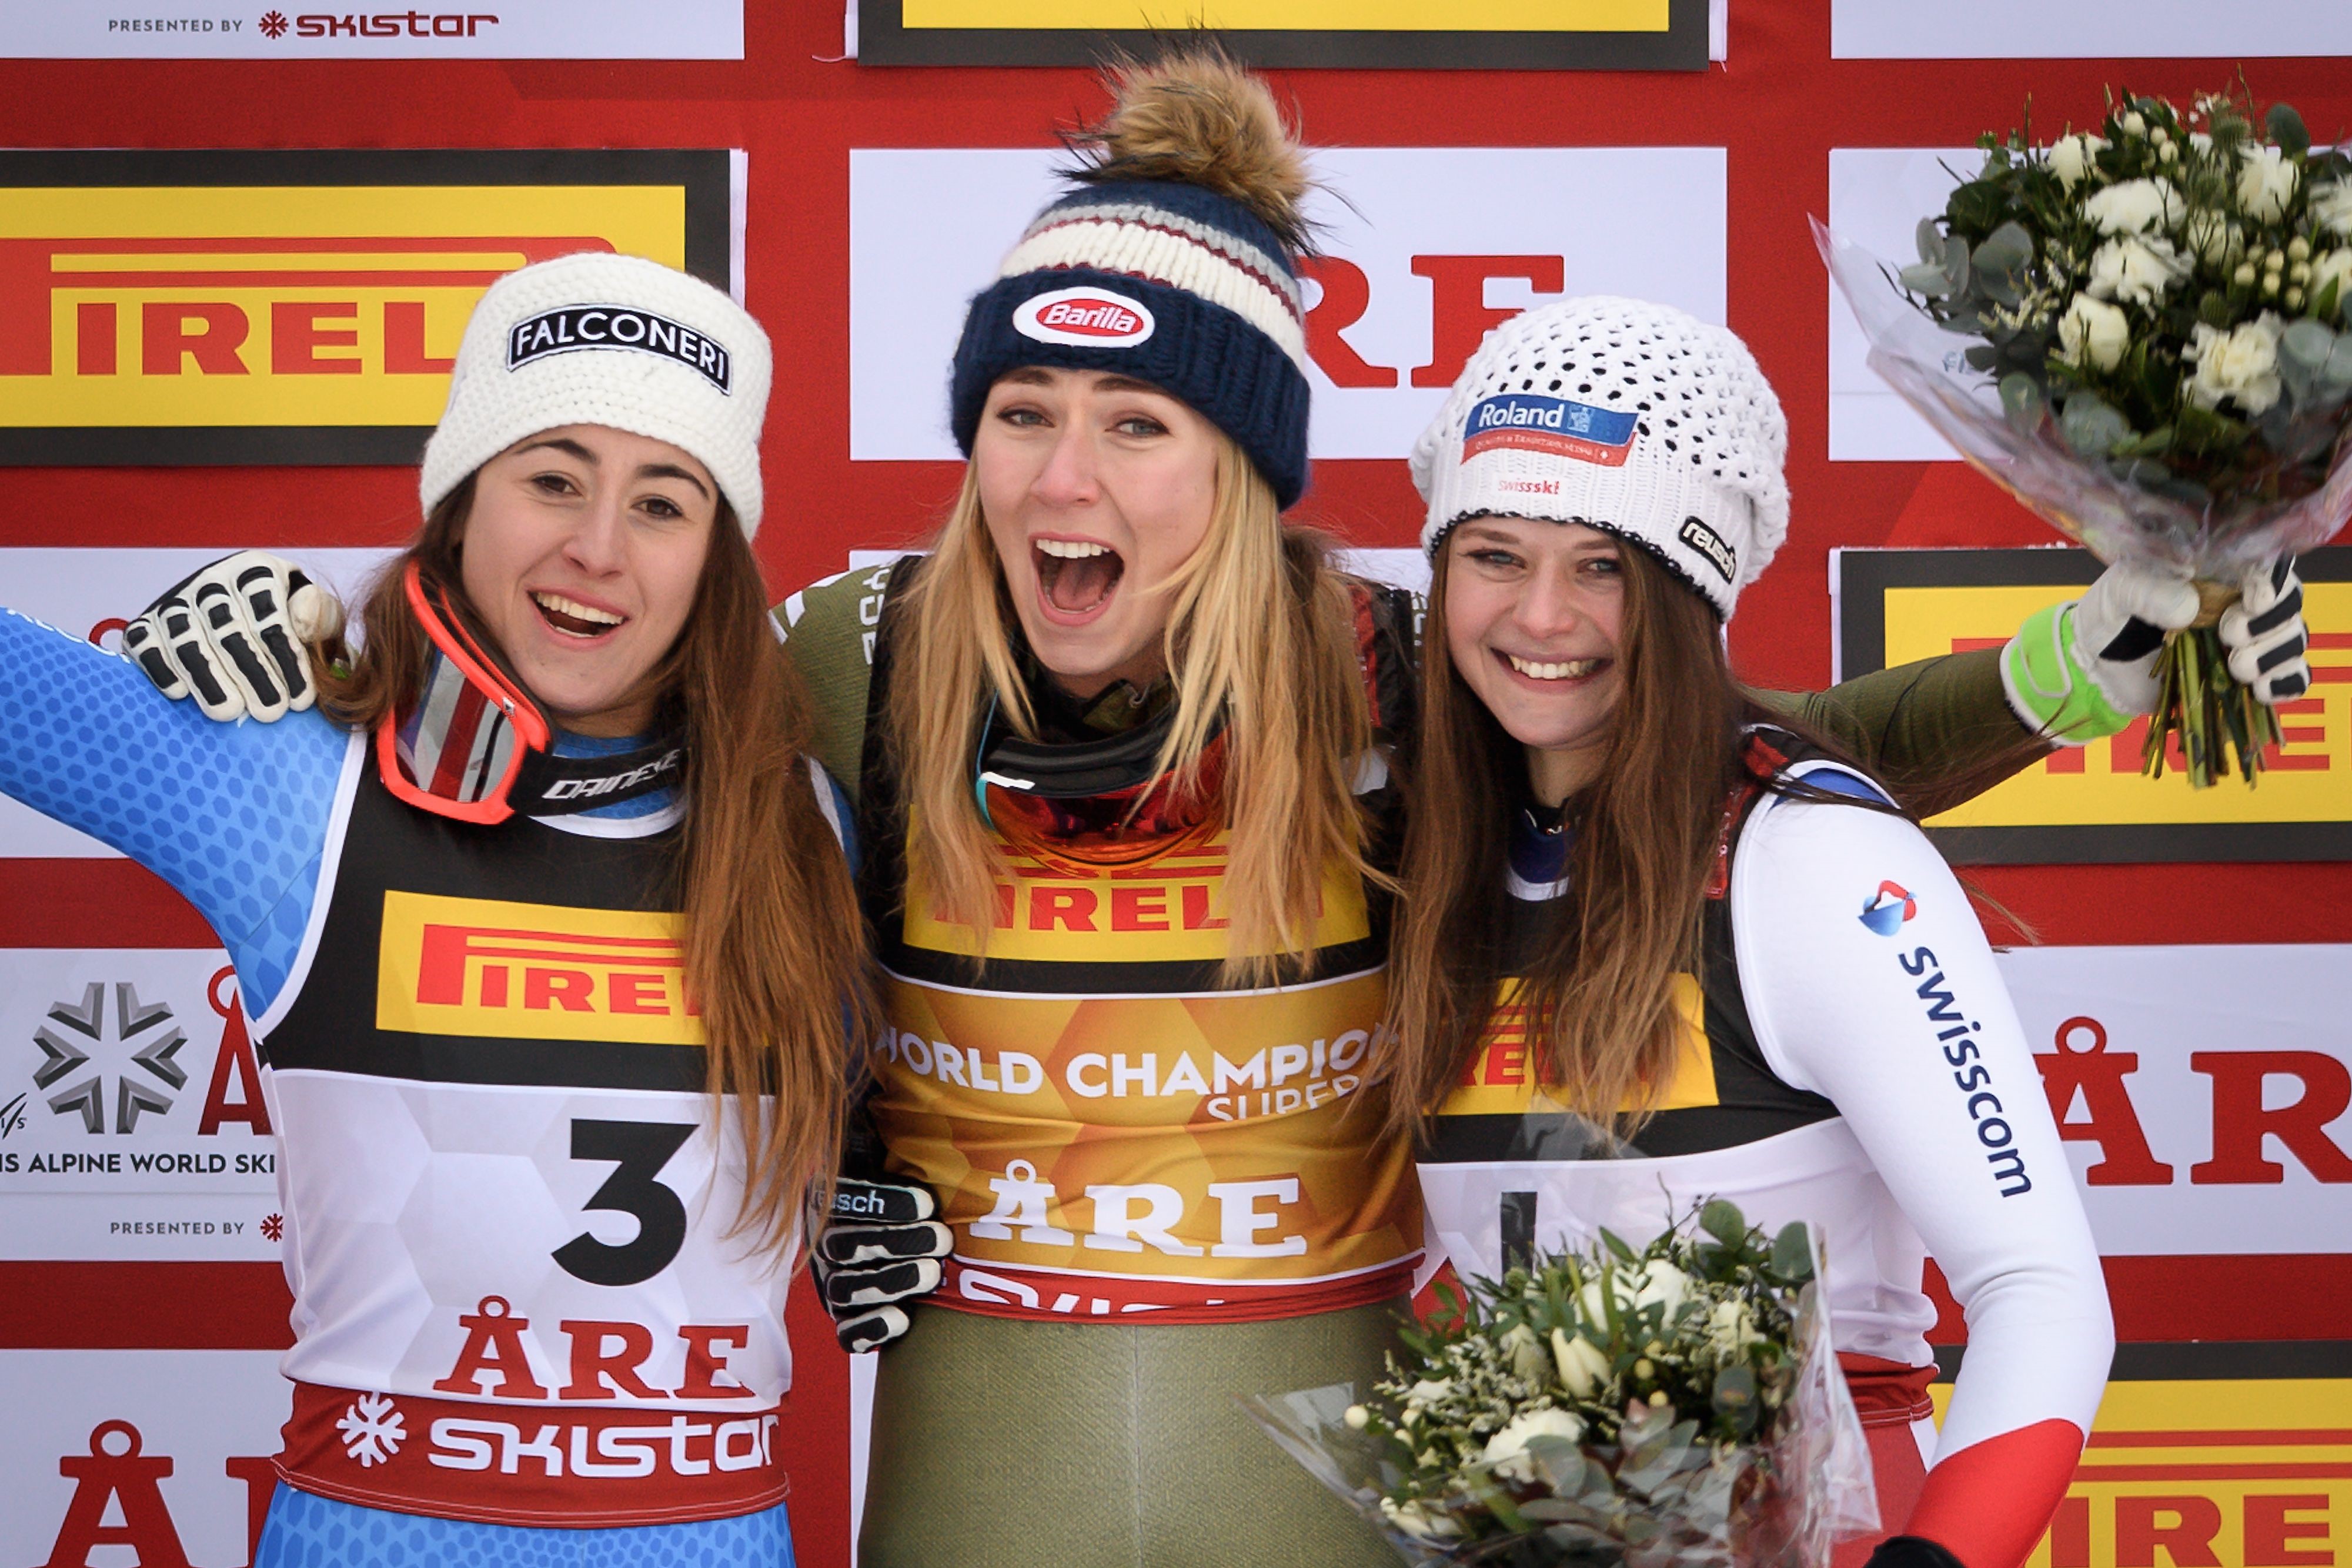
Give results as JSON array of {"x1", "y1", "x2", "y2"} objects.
[
  {"x1": 1066, "y1": 49, "x2": 1314, "y2": 255},
  {"x1": 949, "y1": 46, "x2": 1318, "y2": 509}
]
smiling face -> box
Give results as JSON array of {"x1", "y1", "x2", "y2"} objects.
[
  {"x1": 1443, "y1": 516, "x2": 1629, "y2": 806},
  {"x1": 972, "y1": 366, "x2": 1223, "y2": 699},
  {"x1": 455, "y1": 423, "x2": 719, "y2": 738}
]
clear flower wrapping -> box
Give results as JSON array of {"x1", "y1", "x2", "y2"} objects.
[{"x1": 1243, "y1": 1203, "x2": 1879, "y2": 1567}]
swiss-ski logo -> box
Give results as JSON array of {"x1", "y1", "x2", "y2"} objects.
[
  {"x1": 1013, "y1": 287, "x2": 1155, "y2": 348},
  {"x1": 1858, "y1": 881, "x2": 1916, "y2": 937}
]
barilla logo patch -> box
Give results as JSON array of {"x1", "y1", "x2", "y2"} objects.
[
  {"x1": 1678, "y1": 516, "x2": 1736, "y2": 583},
  {"x1": 1859, "y1": 881, "x2": 1916, "y2": 937},
  {"x1": 508, "y1": 305, "x2": 731, "y2": 393},
  {"x1": 1013, "y1": 287, "x2": 1155, "y2": 349},
  {"x1": 1461, "y1": 394, "x2": 1638, "y2": 467}
]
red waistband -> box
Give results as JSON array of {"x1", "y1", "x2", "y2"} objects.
[
  {"x1": 277, "y1": 1382, "x2": 787, "y2": 1528},
  {"x1": 935, "y1": 1256, "x2": 1418, "y2": 1323},
  {"x1": 1839, "y1": 1352, "x2": 1939, "y2": 1429}
]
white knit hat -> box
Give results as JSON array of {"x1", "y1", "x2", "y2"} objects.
[
  {"x1": 420, "y1": 252, "x2": 770, "y2": 536},
  {"x1": 1411, "y1": 296, "x2": 1789, "y2": 618}
]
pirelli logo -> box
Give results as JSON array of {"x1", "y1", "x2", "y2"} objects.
[
  {"x1": 1436, "y1": 974, "x2": 1716, "y2": 1118},
  {"x1": 901, "y1": 835, "x2": 1372, "y2": 965},
  {"x1": 1835, "y1": 547, "x2": 2352, "y2": 863},
  {"x1": 376, "y1": 891, "x2": 704, "y2": 1046},
  {"x1": 0, "y1": 149, "x2": 730, "y2": 464}
]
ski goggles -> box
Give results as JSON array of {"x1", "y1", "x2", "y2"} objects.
[
  {"x1": 377, "y1": 560, "x2": 684, "y2": 824},
  {"x1": 971, "y1": 696, "x2": 1227, "y2": 873}
]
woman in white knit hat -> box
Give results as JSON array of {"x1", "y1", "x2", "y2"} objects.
[
  {"x1": 1380, "y1": 297, "x2": 2122, "y2": 1568},
  {"x1": 0, "y1": 251, "x2": 874, "y2": 1567}
]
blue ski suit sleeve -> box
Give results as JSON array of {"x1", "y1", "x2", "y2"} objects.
[{"x1": 0, "y1": 607, "x2": 346, "y2": 1015}]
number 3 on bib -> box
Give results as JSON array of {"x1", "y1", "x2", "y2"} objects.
[{"x1": 554, "y1": 1119, "x2": 696, "y2": 1287}]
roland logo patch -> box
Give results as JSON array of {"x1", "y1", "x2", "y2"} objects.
[
  {"x1": 507, "y1": 305, "x2": 732, "y2": 393},
  {"x1": 1461, "y1": 394, "x2": 1638, "y2": 466},
  {"x1": 1013, "y1": 286, "x2": 1155, "y2": 348},
  {"x1": 1677, "y1": 516, "x2": 1736, "y2": 582}
]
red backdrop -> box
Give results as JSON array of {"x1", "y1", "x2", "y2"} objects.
[{"x1": 2, "y1": 8, "x2": 2348, "y2": 1565}]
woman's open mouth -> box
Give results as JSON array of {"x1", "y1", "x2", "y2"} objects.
[
  {"x1": 1033, "y1": 537, "x2": 1125, "y2": 626},
  {"x1": 531, "y1": 590, "x2": 627, "y2": 640}
]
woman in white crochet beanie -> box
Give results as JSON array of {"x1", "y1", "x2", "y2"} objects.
[{"x1": 1381, "y1": 297, "x2": 2112, "y2": 1568}]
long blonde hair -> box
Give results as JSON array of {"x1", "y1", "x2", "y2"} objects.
[
  {"x1": 884, "y1": 436, "x2": 1381, "y2": 982},
  {"x1": 319, "y1": 482, "x2": 878, "y2": 1248}
]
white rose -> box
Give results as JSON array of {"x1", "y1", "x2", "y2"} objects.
[
  {"x1": 1632, "y1": 1259, "x2": 1693, "y2": 1313},
  {"x1": 1575, "y1": 1274, "x2": 1613, "y2": 1325},
  {"x1": 2310, "y1": 251, "x2": 2352, "y2": 315},
  {"x1": 1552, "y1": 1327, "x2": 1614, "y2": 1398},
  {"x1": 2120, "y1": 110, "x2": 2147, "y2": 136},
  {"x1": 1480, "y1": 1407, "x2": 1587, "y2": 1483},
  {"x1": 1379, "y1": 1497, "x2": 1462, "y2": 1542},
  {"x1": 2182, "y1": 210, "x2": 2241, "y2": 266},
  {"x1": 2314, "y1": 180, "x2": 2352, "y2": 240},
  {"x1": 2057, "y1": 295, "x2": 2131, "y2": 372},
  {"x1": 2186, "y1": 315, "x2": 2285, "y2": 416},
  {"x1": 2237, "y1": 145, "x2": 2300, "y2": 223},
  {"x1": 1706, "y1": 1298, "x2": 1767, "y2": 1355},
  {"x1": 2048, "y1": 132, "x2": 2106, "y2": 190},
  {"x1": 1405, "y1": 1378, "x2": 1454, "y2": 1407},
  {"x1": 2087, "y1": 235, "x2": 2193, "y2": 307},
  {"x1": 2084, "y1": 177, "x2": 2184, "y2": 236},
  {"x1": 1344, "y1": 1403, "x2": 1371, "y2": 1430}
]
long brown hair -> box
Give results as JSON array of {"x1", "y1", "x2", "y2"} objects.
[
  {"x1": 320, "y1": 479, "x2": 877, "y2": 1248},
  {"x1": 884, "y1": 440, "x2": 1381, "y2": 983},
  {"x1": 1379, "y1": 540, "x2": 1759, "y2": 1139}
]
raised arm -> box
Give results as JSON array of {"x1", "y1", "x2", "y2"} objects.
[{"x1": 0, "y1": 607, "x2": 350, "y2": 1012}]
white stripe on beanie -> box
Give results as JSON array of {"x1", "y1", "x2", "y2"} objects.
[{"x1": 420, "y1": 252, "x2": 771, "y2": 537}]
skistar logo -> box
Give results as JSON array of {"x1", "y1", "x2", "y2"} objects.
[
  {"x1": 1858, "y1": 880, "x2": 1917, "y2": 937},
  {"x1": 1013, "y1": 287, "x2": 1155, "y2": 349},
  {"x1": 375, "y1": 891, "x2": 704, "y2": 1045},
  {"x1": 276, "y1": 11, "x2": 502, "y2": 39}
]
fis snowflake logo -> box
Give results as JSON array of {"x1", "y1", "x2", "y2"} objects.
[
  {"x1": 32, "y1": 983, "x2": 187, "y2": 1134},
  {"x1": 1858, "y1": 881, "x2": 1917, "y2": 937},
  {"x1": 337, "y1": 1392, "x2": 405, "y2": 1467},
  {"x1": 258, "y1": 10, "x2": 289, "y2": 36}
]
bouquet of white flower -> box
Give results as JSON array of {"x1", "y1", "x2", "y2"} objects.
[
  {"x1": 1818, "y1": 88, "x2": 2352, "y2": 787},
  {"x1": 1242, "y1": 1202, "x2": 1877, "y2": 1567}
]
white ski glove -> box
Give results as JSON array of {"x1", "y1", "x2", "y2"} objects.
[
  {"x1": 2001, "y1": 557, "x2": 2311, "y2": 743},
  {"x1": 121, "y1": 551, "x2": 341, "y2": 722}
]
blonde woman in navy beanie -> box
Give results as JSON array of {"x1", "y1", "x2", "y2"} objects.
[
  {"x1": 1, "y1": 252, "x2": 874, "y2": 1567},
  {"x1": 1381, "y1": 299, "x2": 2112, "y2": 1568}
]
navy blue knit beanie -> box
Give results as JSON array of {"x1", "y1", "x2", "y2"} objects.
[{"x1": 948, "y1": 54, "x2": 1315, "y2": 510}]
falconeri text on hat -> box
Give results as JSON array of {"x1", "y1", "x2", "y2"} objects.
[{"x1": 421, "y1": 252, "x2": 773, "y2": 536}]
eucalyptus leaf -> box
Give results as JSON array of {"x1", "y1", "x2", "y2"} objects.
[
  {"x1": 1999, "y1": 372, "x2": 2046, "y2": 433},
  {"x1": 2060, "y1": 392, "x2": 2134, "y2": 456},
  {"x1": 1698, "y1": 1198, "x2": 1746, "y2": 1246},
  {"x1": 1900, "y1": 261, "x2": 1955, "y2": 299},
  {"x1": 1915, "y1": 216, "x2": 1946, "y2": 266},
  {"x1": 1769, "y1": 1222, "x2": 1813, "y2": 1282}
]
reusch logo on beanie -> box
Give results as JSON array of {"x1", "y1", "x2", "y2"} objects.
[
  {"x1": 1014, "y1": 287, "x2": 1156, "y2": 347},
  {"x1": 506, "y1": 305, "x2": 733, "y2": 394}
]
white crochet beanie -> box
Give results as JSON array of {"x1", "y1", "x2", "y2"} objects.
[
  {"x1": 1411, "y1": 296, "x2": 1789, "y2": 619},
  {"x1": 420, "y1": 252, "x2": 770, "y2": 536}
]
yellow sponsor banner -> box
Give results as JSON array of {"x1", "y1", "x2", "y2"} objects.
[
  {"x1": 375, "y1": 890, "x2": 703, "y2": 1046},
  {"x1": 1927, "y1": 1375, "x2": 2352, "y2": 1568},
  {"x1": 873, "y1": 967, "x2": 1416, "y2": 1287},
  {"x1": 901, "y1": 830, "x2": 1371, "y2": 965},
  {"x1": 1435, "y1": 974, "x2": 1716, "y2": 1118},
  {"x1": 900, "y1": 0, "x2": 1665, "y2": 31},
  {"x1": 0, "y1": 151, "x2": 727, "y2": 463},
  {"x1": 1835, "y1": 547, "x2": 2352, "y2": 860}
]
